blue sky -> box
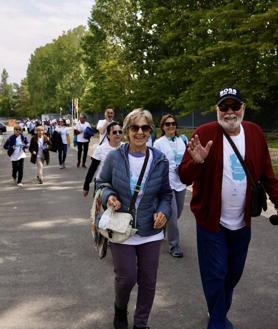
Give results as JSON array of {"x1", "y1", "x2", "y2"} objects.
[{"x1": 0, "y1": 0, "x2": 94, "y2": 84}]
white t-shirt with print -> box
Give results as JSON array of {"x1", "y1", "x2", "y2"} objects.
[
  {"x1": 55, "y1": 126, "x2": 69, "y2": 144},
  {"x1": 121, "y1": 150, "x2": 164, "y2": 245},
  {"x1": 220, "y1": 125, "x2": 247, "y2": 230},
  {"x1": 10, "y1": 136, "x2": 27, "y2": 161},
  {"x1": 75, "y1": 121, "x2": 91, "y2": 143},
  {"x1": 154, "y1": 135, "x2": 186, "y2": 191}
]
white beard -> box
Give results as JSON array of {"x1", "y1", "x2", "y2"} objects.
[{"x1": 217, "y1": 111, "x2": 244, "y2": 132}]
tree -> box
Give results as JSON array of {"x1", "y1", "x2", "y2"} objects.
[
  {"x1": 27, "y1": 26, "x2": 87, "y2": 116},
  {"x1": 82, "y1": 0, "x2": 277, "y2": 126},
  {"x1": 14, "y1": 78, "x2": 33, "y2": 117},
  {"x1": 81, "y1": 0, "x2": 134, "y2": 113},
  {"x1": 0, "y1": 69, "x2": 14, "y2": 116}
]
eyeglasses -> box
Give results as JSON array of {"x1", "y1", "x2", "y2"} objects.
[
  {"x1": 129, "y1": 125, "x2": 152, "y2": 133},
  {"x1": 112, "y1": 130, "x2": 123, "y2": 135},
  {"x1": 218, "y1": 102, "x2": 242, "y2": 112},
  {"x1": 164, "y1": 121, "x2": 177, "y2": 127},
  {"x1": 14, "y1": 128, "x2": 20, "y2": 131}
]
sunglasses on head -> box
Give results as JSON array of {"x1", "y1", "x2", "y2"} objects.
[
  {"x1": 164, "y1": 121, "x2": 177, "y2": 127},
  {"x1": 218, "y1": 102, "x2": 242, "y2": 112},
  {"x1": 129, "y1": 125, "x2": 152, "y2": 133},
  {"x1": 112, "y1": 130, "x2": 123, "y2": 135}
]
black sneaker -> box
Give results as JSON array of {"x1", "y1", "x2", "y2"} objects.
[{"x1": 169, "y1": 246, "x2": 183, "y2": 258}]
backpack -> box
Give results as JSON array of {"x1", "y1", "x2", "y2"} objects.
[{"x1": 90, "y1": 188, "x2": 108, "y2": 259}]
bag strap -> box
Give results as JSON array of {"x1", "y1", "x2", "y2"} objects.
[
  {"x1": 99, "y1": 133, "x2": 107, "y2": 145},
  {"x1": 222, "y1": 128, "x2": 256, "y2": 187},
  {"x1": 128, "y1": 148, "x2": 150, "y2": 214}
]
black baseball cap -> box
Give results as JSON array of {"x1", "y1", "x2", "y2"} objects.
[{"x1": 217, "y1": 87, "x2": 243, "y2": 105}]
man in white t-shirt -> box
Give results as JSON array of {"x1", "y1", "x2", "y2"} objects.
[
  {"x1": 74, "y1": 113, "x2": 91, "y2": 168},
  {"x1": 96, "y1": 107, "x2": 115, "y2": 144},
  {"x1": 179, "y1": 87, "x2": 278, "y2": 329}
]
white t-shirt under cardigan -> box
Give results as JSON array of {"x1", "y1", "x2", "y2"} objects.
[{"x1": 220, "y1": 125, "x2": 247, "y2": 230}]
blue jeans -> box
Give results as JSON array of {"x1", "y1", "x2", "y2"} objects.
[
  {"x1": 197, "y1": 224, "x2": 251, "y2": 329},
  {"x1": 167, "y1": 189, "x2": 186, "y2": 250},
  {"x1": 58, "y1": 144, "x2": 67, "y2": 165}
]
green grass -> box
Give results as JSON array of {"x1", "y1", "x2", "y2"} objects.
[
  {"x1": 272, "y1": 160, "x2": 278, "y2": 177},
  {"x1": 266, "y1": 132, "x2": 278, "y2": 148}
]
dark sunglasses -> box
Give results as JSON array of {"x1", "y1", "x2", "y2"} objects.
[
  {"x1": 218, "y1": 102, "x2": 242, "y2": 112},
  {"x1": 164, "y1": 121, "x2": 177, "y2": 127},
  {"x1": 112, "y1": 130, "x2": 123, "y2": 135},
  {"x1": 129, "y1": 125, "x2": 152, "y2": 133}
]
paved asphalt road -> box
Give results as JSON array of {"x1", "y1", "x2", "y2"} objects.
[{"x1": 0, "y1": 132, "x2": 277, "y2": 329}]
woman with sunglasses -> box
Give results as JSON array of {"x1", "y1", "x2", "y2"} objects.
[
  {"x1": 96, "y1": 108, "x2": 172, "y2": 329},
  {"x1": 83, "y1": 122, "x2": 124, "y2": 196},
  {"x1": 3, "y1": 125, "x2": 29, "y2": 187},
  {"x1": 29, "y1": 126, "x2": 50, "y2": 184},
  {"x1": 153, "y1": 114, "x2": 188, "y2": 258}
]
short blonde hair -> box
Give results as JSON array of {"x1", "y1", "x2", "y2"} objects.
[
  {"x1": 14, "y1": 124, "x2": 21, "y2": 131},
  {"x1": 123, "y1": 108, "x2": 154, "y2": 134},
  {"x1": 36, "y1": 126, "x2": 44, "y2": 132}
]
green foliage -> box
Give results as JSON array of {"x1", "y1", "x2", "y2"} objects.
[
  {"x1": 27, "y1": 26, "x2": 87, "y2": 116},
  {"x1": 4, "y1": 0, "x2": 277, "y2": 125},
  {"x1": 82, "y1": 0, "x2": 277, "y2": 123},
  {"x1": 0, "y1": 69, "x2": 18, "y2": 116}
]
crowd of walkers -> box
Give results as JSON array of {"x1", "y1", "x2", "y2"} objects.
[{"x1": 2, "y1": 87, "x2": 278, "y2": 329}]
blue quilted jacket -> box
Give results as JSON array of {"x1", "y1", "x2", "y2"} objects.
[{"x1": 96, "y1": 143, "x2": 172, "y2": 237}]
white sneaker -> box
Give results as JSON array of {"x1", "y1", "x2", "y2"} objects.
[
  {"x1": 59, "y1": 164, "x2": 63, "y2": 169},
  {"x1": 17, "y1": 183, "x2": 23, "y2": 187}
]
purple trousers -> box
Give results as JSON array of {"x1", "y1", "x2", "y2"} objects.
[{"x1": 110, "y1": 240, "x2": 161, "y2": 328}]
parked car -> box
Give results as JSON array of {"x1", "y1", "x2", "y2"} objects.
[{"x1": 0, "y1": 122, "x2": 7, "y2": 134}]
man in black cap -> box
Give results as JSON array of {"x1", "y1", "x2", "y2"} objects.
[{"x1": 179, "y1": 87, "x2": 278, "y2": 329}]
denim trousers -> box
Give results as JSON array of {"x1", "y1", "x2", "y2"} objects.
[
  {"x1": 197, "y1": 224, "x2": 251, "y2": 329},
  {"x1": 167, "y1": 189, "x2": 186, "y2": 250},
  {"x1": 110, "y1": 240, "x2": 161, "y2": 328},
  {"x1": 58, "y1": 144, "x2": 68, "y2": 165}
]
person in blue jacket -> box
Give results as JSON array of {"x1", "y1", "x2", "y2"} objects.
[
  {"x1": 3, "y1": 125, "x2": 29, "y2": 187},
  {"x1": 96, "y1": 108, "x2": 172, "y2": 329}
]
